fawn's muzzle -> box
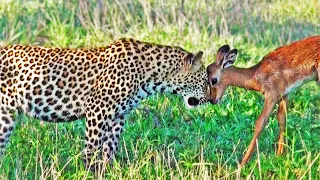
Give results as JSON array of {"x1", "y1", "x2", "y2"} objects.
[{"x1": 209, "y1": 99, "x2": 218, "y2": 105}]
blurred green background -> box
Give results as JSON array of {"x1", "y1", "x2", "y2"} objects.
[{"x1": 0, "y1": 0, "x2": 319, "y2": 179}]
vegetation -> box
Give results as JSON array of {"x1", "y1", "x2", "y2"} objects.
[{"x1": 0, "y1": 0, "x2": 319, "y2": 179}]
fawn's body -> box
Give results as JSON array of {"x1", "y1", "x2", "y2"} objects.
[{"x1": 207, "y1": 36, "x2": 320, "y2": 166}]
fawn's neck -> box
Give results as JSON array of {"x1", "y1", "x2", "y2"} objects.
[{"x1": 222, "y1": 66, "x2": 261, "y2": 92}]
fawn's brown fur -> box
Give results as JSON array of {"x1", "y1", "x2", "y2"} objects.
[{"x1": 207, "y1": 36, "x2": 320, "y2": 166}]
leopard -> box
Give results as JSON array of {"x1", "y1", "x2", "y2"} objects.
[{"x1": 0, "y1": 38, "x2": 210, "y2": 171}]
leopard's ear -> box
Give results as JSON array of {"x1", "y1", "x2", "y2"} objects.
[{"x1": 184, "y1": 51, "x2": 203, "y2": 71}]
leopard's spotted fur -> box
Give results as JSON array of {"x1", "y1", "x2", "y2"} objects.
[{"x1": 0, "y1": 38, "x2": 210, "y2": 171}]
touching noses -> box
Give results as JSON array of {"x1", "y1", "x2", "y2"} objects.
[
  {"x1": 206, "y1": 67, "x2": 220, "y2": 105},
  {"x1": 207, "y1": 78, "x2": 218, "y2": 105}
]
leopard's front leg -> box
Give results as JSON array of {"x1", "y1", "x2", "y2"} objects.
[
  {"x1": 101, "y1": 114, "x2": 125, "y2": 165},
  {"x1": 83, "y1": 90, "x2": 133, "y2": 173},
  {"x1": 83, "y1": 105, "x2": 106, "y2": 172},
  {"x1": 0, "y1": 104, "x2": 17, "y2": 155},
  {"x1": 83, "y1": 115, "x2": 125, "y2": 174}
]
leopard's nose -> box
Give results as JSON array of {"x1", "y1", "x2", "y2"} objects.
[{"x1": 187, "y1": 97, "x2": 199, "y2": 106}]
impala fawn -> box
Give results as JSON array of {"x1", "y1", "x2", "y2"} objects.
[{"x1": 207, "y1": 36, "x2": 320, "y2": 166}]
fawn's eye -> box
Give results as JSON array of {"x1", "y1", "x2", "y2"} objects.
[{"x1": 211, "y1": 78, "x2": 218, "y2": 86}]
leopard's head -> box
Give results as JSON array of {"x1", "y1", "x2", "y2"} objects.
[{"x1": 166, "y1": 50, "x2": 210, "y2": 108}]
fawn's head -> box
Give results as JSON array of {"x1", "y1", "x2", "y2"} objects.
[{"x1": 206, "y1": 45, "x2": 238, "y2": 104}]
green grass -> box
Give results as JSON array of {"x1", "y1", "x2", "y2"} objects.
[{"x1": 1, "y1": 0, "x2": 320, "y2": 179}]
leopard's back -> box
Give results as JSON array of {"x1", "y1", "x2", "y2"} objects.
[{"x1": 0, "y1": 45, "x2": 107, "y2": 122}]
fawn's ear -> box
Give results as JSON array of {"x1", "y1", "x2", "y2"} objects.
[
  {"x1": 221, "y1": 49, "x2": 237, "y2": 69},
  {"x1": 216, "y1": 45, "x2": 230, "y2": 65},
  {"x1": 185, "y1": 51, "x2": 203, "y2": 71}
]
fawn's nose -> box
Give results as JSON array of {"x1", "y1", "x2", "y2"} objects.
[
  {"x1": 209, "y1": 99, "x2": 215, "y2": 105},
  {"x1": 209, "y1": 99, "x2": 218, "y2": 105}
]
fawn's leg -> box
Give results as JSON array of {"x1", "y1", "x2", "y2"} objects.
[
  {"x1": 276, "y1": 96, "x2": 288, "y2": 155},
  {"x1": 317, "y1": 65, "x2": 320, "y2": 85},
  {"x1": 315, "y1": 61, "x2": 320, "y2": 84},
  {"x1": 240, "y1": 95, "x2": 278, "y2": 166}
]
